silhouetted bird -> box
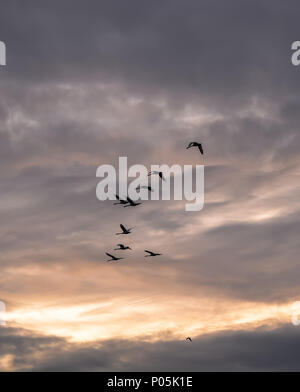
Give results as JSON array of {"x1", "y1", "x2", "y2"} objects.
[
  {"x1": 114, "y1": 194, "x2": 129, "y2": 206},
  {"x1": 114, "y1": 244, "x2": 132, "y2": 251},
  {"x1": 148, "y1": 171, "x2": 166, "y2": 181},
  {"x1": 106, "y1": 252, "x2": 124, "y2": 262},
  {"x1": 124, "y1": 196, "x2": 141, "y2": 207},
  {"x1": 136, "y1": 185, "x2": 154, "y2": 192},
  {"x1": 144, "y1": 250, "x2": 162, "y2": 257},
  {"x1": 116, "y1": 224, "x2": 133, "y2": 235},
  {"x1": 186, "y1": 337, "x2": 192, "y2": 342},
  {"x1": 187, "y1": 142, "x2": 204, "y2": 155}
]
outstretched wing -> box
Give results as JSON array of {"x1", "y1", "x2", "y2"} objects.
[
  {"x1": 145, "y1": 250, "x2": 154, "y2": 255},
  {"x1": 159, "y1": 172, "x2": 166, "y2": 182},
  {"x1": 187, "y1": 142, "x2": 194, "y2": 149},
  {"x1": 106, "y1": 253, "x2": 114, "y2": 259},
  {"x1": 127, "y1": 196, "x2": 135, "y2": 205},
  {"x1": 120, "y1": 224, "x2": 126, "y2": 232},
  {"x1": 198, "y1": 144, "x2": 204, "y2": 155},
  {"x1": 116, "y1": 194, "x2": 120, "y2": 200},
  {"x1": 117, "y1": 244, "x2": 124, "y2": 247}
]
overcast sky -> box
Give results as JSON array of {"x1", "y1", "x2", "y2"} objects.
[{"x1": 1, "y1": 0, "x2": 300, "y2": 371}]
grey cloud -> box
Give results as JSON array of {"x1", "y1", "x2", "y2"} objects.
[
  {"x1": 0, "y1": 1, "x2": 299, "y2": 104},
  {"x1": 1, "y1": 325, "x2": 300, "y2": 371}
]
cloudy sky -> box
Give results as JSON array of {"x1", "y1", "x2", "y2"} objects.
[{"x1": 1, "y1": 0, "x2": 300, "y2": 372}]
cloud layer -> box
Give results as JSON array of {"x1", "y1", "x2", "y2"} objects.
[
  {"x1": 1, "y1": 0, "x2": 300, "y2": 371},
  {"x1": 1, "y1": 325, "x2": 300, "y2": 372}
]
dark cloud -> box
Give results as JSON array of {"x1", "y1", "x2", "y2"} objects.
[
  {"x1": 1, "y1": 325, "x2": 300, "y2": 371},
  {"x1": 0, "y1": 0, "x2": 299, "y2": 103}
]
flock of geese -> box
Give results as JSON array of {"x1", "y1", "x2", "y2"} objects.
[{"x1": 104, "y1": 142, "x2": 204, "y2": 341}]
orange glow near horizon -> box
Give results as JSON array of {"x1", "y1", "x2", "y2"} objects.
[{"x1": 4, "y1": 296, "x2": 296, "y2": 343}]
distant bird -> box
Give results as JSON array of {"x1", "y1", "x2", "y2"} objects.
[
  {"x1": 144, "y1": 250, "x2": 162, "y2": 257},
  {"x1": 148, "y1": 171, "x2": 166, "y2": 181},
  {"x1": 124, "y1": 196, "x2": 141, "y2": 208},
  {"x1": 114, "y1": 194, "x2": 129, "y2": 206},
  {"x1": 186, "y1": 142, "x2": 204, "y2": 155},
  {"x1": 136, "y1": 185, "x2": 154, "y2": 192},
  {"x1": 186, "y1": 337, "x2": 192, "y2": 342},
  {"x1": 105, "y1": 252, "x2": 124, "y2": 262},
  {"x1": 116, "y1": 224, "x2": 133, "y2": 235},
  {"x1": 114, "y1": 244, "x2": 132, "y2": 251}
]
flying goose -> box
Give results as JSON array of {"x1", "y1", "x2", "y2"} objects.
[
  {"x1": 114, "y1": 244, "x2": 132, "y2": 251},
  {"x1": 124, "y1": 196, "x2": 141, "y2": 207},
  {"x1": 136, "y1": 185, "x2": 154, "y2": 192},
  {"x1": 114, "y1": 194, "x2": 129, "y2": 205},
  {"x1": 106, "y1": 252, "x2": 124, "y2": 262},
  {"x1": 144, "y1": 250, "x2": 162, "y2": 257},
  {"x1": 148, "y1": 171, "x2": 166, "y2": 181},
  {"x1": 116, "y1": 224, "x2": 133, "y2": 235},
  {"x1": 186, "y1": 142, "x2": 204, "y2": 155}
]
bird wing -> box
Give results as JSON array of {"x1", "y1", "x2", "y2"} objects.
[
  {"x1": 198, "y1": 144, "x2": 204, "y2": 154},
  {"x1": 116, "y1": 194, "x2": 120, "y2": 200},
  {"x1": 106, "y1": 253, "x2": 115, "y2": 259},
  {"x1": 117, "y1": 244, "x2": 124, "y2": 247},
  {"x1": 187, "y1": 142, "x2": 194, "y2": 149},
  {"x1": 145, "y1": 250, "x2": 154, "y2": 255},
  {"x1": 127, "y1": 196, "x2": 135, "y2": 205},
  {"x1": 159, "y1": 173, "x2": 166, "y2": 181},
  {"x1": 120, "y1": 224, "x2": 127, "y2": 232}
]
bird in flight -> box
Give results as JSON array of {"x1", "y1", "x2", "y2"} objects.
[
  {"x1": 136, "y1": 185, "x2": 154, "y2": 192},
  {"x1": 116, "y1": 224, "x2": 133, "y2": 235},
  {"x1": 114, "y1": 244, "x2": 132, "y2": 251},
  {"x1": 186, "y1": 337, "x2": 192, "y2": 342},
  {"x1": 144, "y1": 250, "x2": 162, "y2": 257},
  {"x1": 114, "y1": 194, "x2": 129, "y2": 206},
  {"x1": 124, "y1": 196, "x2": 141, "y2": 208},
  {"x1": 148, "y1": 171, "x2": 166, "y2": 181},
  {"x1": 105, "y1": 252, "x2": 124, "y2": 262},
  {"x1": 186, "y1": 142, "x2": 204, "y2": 155}
]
